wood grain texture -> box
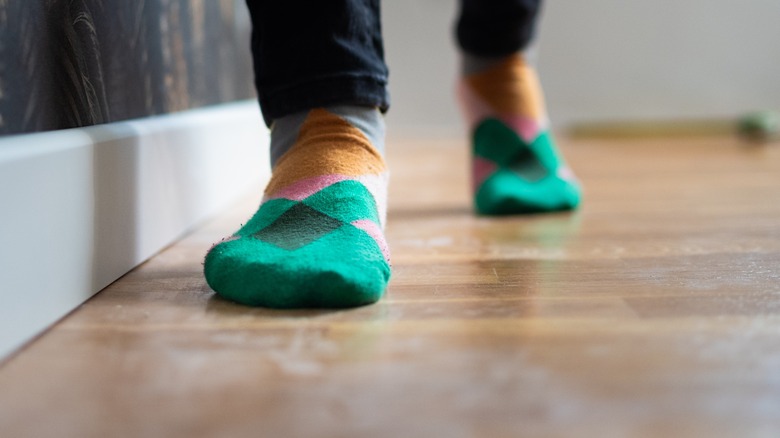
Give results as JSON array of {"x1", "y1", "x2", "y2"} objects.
[
  {"x1": 0, "y1": 0, "x2": 254, "y2": 135},
  {"x1": 1, "y1": 135, "x2": 780, "y2": 437}
]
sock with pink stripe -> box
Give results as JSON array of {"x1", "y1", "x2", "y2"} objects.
[
  {"x1": 204, "y1": 107, "x2": 390, "y2": 308},
  {"x1": 459, "y1": 53, "x2": 581, "y2": 215}
]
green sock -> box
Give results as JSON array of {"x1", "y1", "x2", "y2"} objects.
[
  {"x1": 459, "y1": 53, "x2": 581, "y2": 215},
  {"x1": 204, "y1": 108, "x2": 390, "y2": 308}
]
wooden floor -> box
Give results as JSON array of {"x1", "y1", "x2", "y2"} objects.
[{"x1": 2, "y1": 134, "x2": 780, "y2": 437}]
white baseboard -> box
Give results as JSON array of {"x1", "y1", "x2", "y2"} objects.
[{"x1": 0, "y1": 101, "x2": 269, "y2": 360}]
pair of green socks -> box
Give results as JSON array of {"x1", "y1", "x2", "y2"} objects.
[{"x1": 204, "y1": 54, "x2": 580, "y2": 308}]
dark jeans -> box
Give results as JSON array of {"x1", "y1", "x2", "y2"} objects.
[{"x1": 246, "y1": 0, "x2": 542, "y2": 125}]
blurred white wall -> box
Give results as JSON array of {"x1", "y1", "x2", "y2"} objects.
[
  {"x1": 383, "y1": 0, "x2": 460, "y2": 137},
  {"x1": 383, "y1": 0, "x2": 780, "y2": 135}
]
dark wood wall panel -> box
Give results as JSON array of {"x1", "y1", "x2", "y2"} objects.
[{"x1": 0, "y1": 0, "x2": 255, "y2": 136}]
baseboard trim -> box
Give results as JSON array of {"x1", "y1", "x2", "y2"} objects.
[{"x1": 0, "y1": 101, "x2": 269, "y2": 360}]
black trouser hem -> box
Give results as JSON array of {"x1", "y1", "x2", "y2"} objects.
[{"x1": 257, "y1": 74, "x2": 389, "y2": 126}]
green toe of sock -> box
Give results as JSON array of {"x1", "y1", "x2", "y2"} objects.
[
  {"x1": 204, "y1": 181, "x2": 390, "y2": 309},
  {"x1": 205, "y1": 227, "x2": 389, "y2": 308},
  {"x1": 473, "y1": 118, "x2": 582, "y2": 215},
  {"x1": 475, "y1": 170, "x2": 581, "y2": 215}
]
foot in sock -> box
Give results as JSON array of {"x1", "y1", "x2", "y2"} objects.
[
  {"x1": 459, "y1": 53, "x2": 581, "y2": 215},
  {"x1": 204, "y1": 108, "x2": 390, "y2": 308}
]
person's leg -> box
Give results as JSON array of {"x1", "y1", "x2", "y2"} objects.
[
  {"x1": 204, "y1": 0, "x2": 391, "y2": 308},
  {"x1": 245, "y1": 0, "x2": 389, "y2": 127},
  {"x1": 457, "y1": 0, "x2": 581, "y2": 215}
]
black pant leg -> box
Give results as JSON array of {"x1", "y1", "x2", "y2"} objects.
[
  {"x1": 456, "y1": 0, "x2": 543, "y2": 57},
  {"x1": 246, "y1": 0, "x2": 390, "y2": 125}
]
